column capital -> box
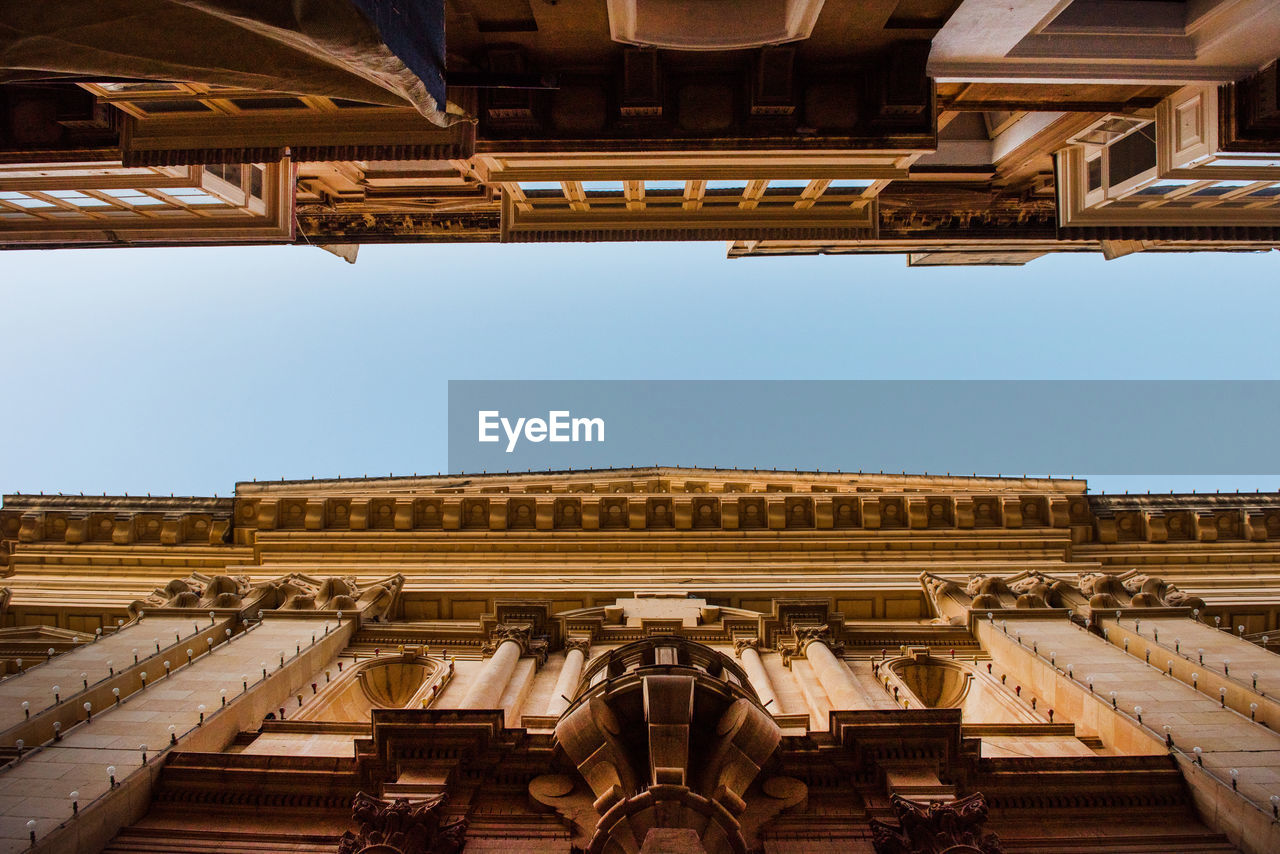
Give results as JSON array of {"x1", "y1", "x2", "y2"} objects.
[
  {"x1": 564, "y1": 637, "x2": 591, "y2": 656},
  {"x1": 733, "y1": 637, "x2": 762, "y2": 657},
  {"x1": 790, "y1": 624, "x2": 844, "y2": 657},
  {"x1": 483, "y1": 623, "x2": 548, "y2": 664}
]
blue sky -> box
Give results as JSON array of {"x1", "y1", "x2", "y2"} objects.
[{"x1": 1, "y1": 242, "x2": 1277, "y2": 497}]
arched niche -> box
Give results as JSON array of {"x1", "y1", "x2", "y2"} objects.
[
  {"x1": 893, "y1": 657, "x2": 974, "y2": 709},
  {"x1": 884, "y1": 655, "x2": 1039, "y2": 725},
  {"x1": 296, "y1": 653, "x2": 453, "y2": 722}
]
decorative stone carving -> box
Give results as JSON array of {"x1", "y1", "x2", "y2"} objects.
[
  {"x1": 127, "y1": 573, "x2": 264, "y2": 617},
  {"x1": 922, "y1": 569, "x2": 1205, "y2": 618},
  {"x1": 1117, "y1": 573, "x2": 1205, "y2": 609},
  {"x1": 553, "y1": 637, "x2": 782, "y2": 854},
  {"x1": 1005, "y1": 571, "x2": 1068, "y2": 609},
  {"x1": 870, "y1": 792, "x2": 1003, "y2": 854},
  {"x1": 791, "y1": 624, "x2": 844, "y2": 657},
  {"x1": 482, "y1": 623, "x2": 548, "y2": 663},
  {"x1": 126, "y1": 572, "x2": 402, "y2": 620},
  {"x1": 732, "y1": 637, "x2": 761, "y2": 657},
  {"x1": 337, "y1": 791, "x2": 466, "y2": 854},
  {"x1": 564, "y1": 637, "x2": 592, "y2": 655},
  {"x1": 1079, "y1": 571, "x2": 1205, "y2": 612},
  {"x1": 964, "y1": 574, "x2": 1012, "y2": 610}
]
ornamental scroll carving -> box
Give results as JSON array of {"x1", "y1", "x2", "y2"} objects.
[
  {"x1": 870, "y1": 792, "x2": 1003, "y2": 854},
  {"x1": 337, "y1": 791, "x2": 466, "y2": 854}
]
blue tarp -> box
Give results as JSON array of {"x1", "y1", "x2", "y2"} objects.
[{"x1": 348, "y1": 0, "x2": 447, "y2": 116}]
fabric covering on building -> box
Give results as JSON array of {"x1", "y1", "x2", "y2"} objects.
[{"x1": 0, "y1": 0, "x2": 451, "y2": 125}]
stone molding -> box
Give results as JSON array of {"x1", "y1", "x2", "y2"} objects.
[{"x1": 6, "y1": 481, "x2": 1278, "y2": 554}]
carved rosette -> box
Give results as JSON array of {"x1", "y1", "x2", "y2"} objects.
[
  {"x1": 337, "y1": 791, "x2": 467, "y2": 854},
  {"x1": 870, "y1": 793, "x2": 1003, "y2": 854}
]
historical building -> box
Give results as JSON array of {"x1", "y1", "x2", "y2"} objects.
[
  {"x1": 2, "y1": 1, "x2": 1279, "y2": 263},
  {"x1": 0, "y1": 468, "x2": 1279, "y2": 852}
]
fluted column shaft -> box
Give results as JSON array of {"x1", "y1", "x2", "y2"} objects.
[
  {"x1": 806, "y1": 639, "x2": 862, "y2": 710},
  {"x1": 460, "y1": 638, "x2": 522, "y2": 709},
  {"x1": 736, "y1": 643, "x2": 779, "y2": 712},
  {"x1": 545, "y1": 643, "x2": 588, "y2": 716}
]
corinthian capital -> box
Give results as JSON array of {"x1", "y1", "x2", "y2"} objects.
[
  {"x1": 564, "y1": 637, "x2": 591, "y2": 655},
  {"x1": 483, "y1": 623, "x2": 548, "y2": 665},
  {"x1": 792, "y1": 624, "x2": 844, "y2": 656},
  {"x1": 733, "y1": 637, "x2": 761, "y2": 657}
]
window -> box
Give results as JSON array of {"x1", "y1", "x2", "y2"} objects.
[
  {"x1": 1107, "y1": 128, "x2": 1156, "y2": 187},
  {"x1": 202, "y1": 163, "x2": 267, "y2": 212},
  {"x1": 1087, "y1": 157, "x2": 1102, "y2": 192}
]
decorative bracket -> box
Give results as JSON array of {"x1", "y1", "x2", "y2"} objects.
[
  {"x1": 870, "y1": 792, "x2": 1003, "y2": 854},
  {"x1": 337, "y1": 791, "x2": 467, "y2": 854}
]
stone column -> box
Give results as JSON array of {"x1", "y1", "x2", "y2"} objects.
[
  {"x1": 461, "y1": 624, "x2": 537, "y2": 710},
  {"x1": 545, "y1": 638, "x2": 590, "y2": 717},
  {"x1": 734, "y1": 638, "x2": 779, "y2": 712},
  {"x1": 796, "y1": 625, "x2": 862, "y2": 711}
]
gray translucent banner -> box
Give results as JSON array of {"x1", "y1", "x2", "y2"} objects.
[{"x1": 447, "y1": 381, "x2": 1280, "y2": 475}]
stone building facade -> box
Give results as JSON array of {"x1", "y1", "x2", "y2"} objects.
[{"x1": 0, "y1": 468, "x2": 1279, "y2": 852}]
